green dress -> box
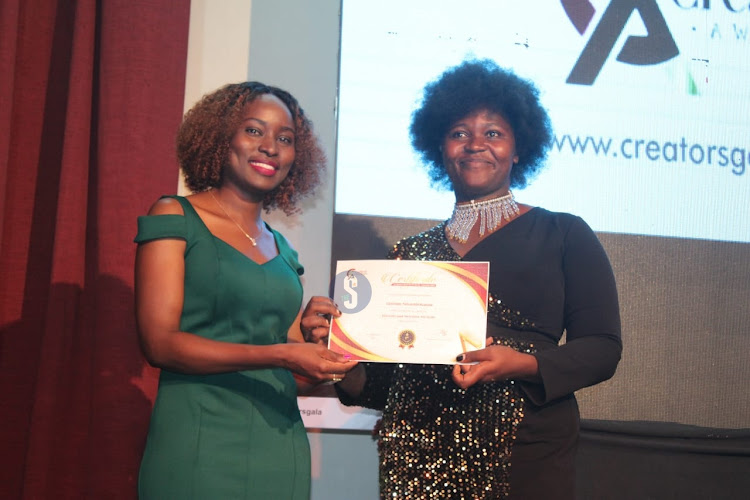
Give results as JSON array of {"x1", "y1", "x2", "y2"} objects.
[{"x1": 135, "y1": 195, "x2": 310, "y2": 500}]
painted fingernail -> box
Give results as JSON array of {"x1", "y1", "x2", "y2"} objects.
[{"x1": 456, "y1": 354, "x2": 464, "y2": 362}]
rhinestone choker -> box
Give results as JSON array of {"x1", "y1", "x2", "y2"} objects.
[{"x1": 446, "y1": 191, "x2": 519, "y2": 243}]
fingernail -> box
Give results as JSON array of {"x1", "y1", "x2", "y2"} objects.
[{"x1": 456, "y1": 354, "x2": 464, "y2": 362}]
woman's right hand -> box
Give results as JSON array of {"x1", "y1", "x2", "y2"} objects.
[{"x1": 282, "y1": 342, "x2": 357, "y2": 384}]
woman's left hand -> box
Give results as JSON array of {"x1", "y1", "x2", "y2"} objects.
[
  {"x1": 452, "y1": 339, "x2": 539, "y2": 390},
  {"x1": 300, "y1": 296, "x2": 341, "y2": 344}
]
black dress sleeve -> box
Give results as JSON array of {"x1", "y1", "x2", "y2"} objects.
[
  {"x1": 521, "y1": 216, "x2": 622, "y2": 405},
  {"x1": 335, "y1": 362, "x2": 396, "y2": 411}
]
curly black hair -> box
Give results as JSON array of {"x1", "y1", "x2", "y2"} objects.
[
  {"x1": 176, "y1": 81, "x2": 326, "y2": 215},
  {"x1": 410, "y1": 59, "x2": 553, "y2": 190}
]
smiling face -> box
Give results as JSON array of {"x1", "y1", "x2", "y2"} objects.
[
  {"x1": 442, "y1": 108, "x2": 518, "y2": 202},
  {"x1": 223, "y1": 93, "x2": 296, "y2": 198}
]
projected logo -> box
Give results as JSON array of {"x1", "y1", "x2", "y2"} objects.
[{"x1": 563, "y1": 0, "x2": 679, "y2": 85}]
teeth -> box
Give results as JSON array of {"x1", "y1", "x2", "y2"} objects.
[{"x1": 251, "y1": 162, "x2": 275, "y2": 172}]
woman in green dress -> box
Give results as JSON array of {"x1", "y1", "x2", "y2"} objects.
[{"x1": 134, "y1": 82, "x2": 355, "y2": 499}]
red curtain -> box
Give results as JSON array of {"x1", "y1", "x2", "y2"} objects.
[{"x1": 0, "y1": 1, "x2": 190, "y2": 498}]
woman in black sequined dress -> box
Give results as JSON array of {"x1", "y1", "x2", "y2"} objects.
[{"x1": 323, "y1": 59, "x2": 622, "y2": 499}]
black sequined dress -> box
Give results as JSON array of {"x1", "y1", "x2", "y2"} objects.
[{"x1": 337, "y1": 208, "x2": 622, "y2": 500}]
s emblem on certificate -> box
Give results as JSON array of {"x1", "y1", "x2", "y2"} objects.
[{"x1": 328, "y1": 260, "x2": 489, "y2": 364}]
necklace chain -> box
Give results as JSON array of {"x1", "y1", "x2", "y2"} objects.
[
  {"x1": 209, "y1": 190, "x2": 259, "y2": 247},
  {"x1": 446, "y1": 191, "x2": 519, "y2": 243}
]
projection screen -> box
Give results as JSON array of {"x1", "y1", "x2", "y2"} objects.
[{"x1": 298, "y1": 0, "x2": 749, "y2": 431}]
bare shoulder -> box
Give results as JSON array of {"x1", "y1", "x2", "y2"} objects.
[
  {"x1": 147, "y1": 196, "x2": 185, "y2": 216},
  {"x1": 516, "y1": 203, "x2": 535, "y2": 216}
]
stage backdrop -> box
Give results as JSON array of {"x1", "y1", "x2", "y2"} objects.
[{"x1": 297, "y1": 0, "x2": 750, "y2": 433}]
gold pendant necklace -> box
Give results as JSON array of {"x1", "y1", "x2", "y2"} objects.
[{"x1": 210, "y1": 190, "x2": 259, "y2": 247}]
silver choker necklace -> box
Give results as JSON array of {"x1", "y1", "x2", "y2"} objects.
[{"x1": 446, "y1": 191, "x2": 519, "y2": 243}]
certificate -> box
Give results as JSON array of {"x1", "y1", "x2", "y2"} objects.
[{"x1": 328, "y1": 260, "x2": 489, "y2": 364}]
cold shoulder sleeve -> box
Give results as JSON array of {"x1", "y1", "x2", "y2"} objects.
[{"x1": 133, "y1": 214, "x2": 188, "y2": 244}]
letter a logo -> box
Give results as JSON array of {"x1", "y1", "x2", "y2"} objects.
[{"x1": 563, "y1": 0, "x2": 679, "y2": 85}]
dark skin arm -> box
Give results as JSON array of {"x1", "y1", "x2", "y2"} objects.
[{"x1": 135, "y1": 198, "x2": 356, "y2": 382}]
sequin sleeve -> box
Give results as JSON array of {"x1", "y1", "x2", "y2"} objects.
[{"x1": 521, "y1": 215, "x2": 622, "y2": 405}]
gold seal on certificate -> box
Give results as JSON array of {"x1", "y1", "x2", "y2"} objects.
[
  {"x1": 398, "y1": 329, "x2": 416, "y2": 349},
  {"x1": 328, "y1": 259, "x2": 489, "y2": 364}
]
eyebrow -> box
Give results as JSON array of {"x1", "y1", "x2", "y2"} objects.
[
  {"x1": 242, "y1": 117, "x2": 295, "y2": 134},
  {"x1": 449, "y1": 120, "x2": 509, "y2": 128}
]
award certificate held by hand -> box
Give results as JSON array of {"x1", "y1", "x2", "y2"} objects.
[{"x1": 328, "y1": 259, "x2": 489, "y2": 364}]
